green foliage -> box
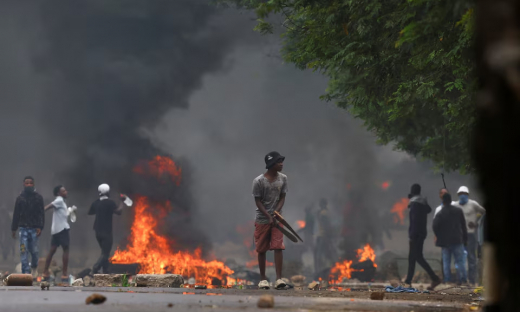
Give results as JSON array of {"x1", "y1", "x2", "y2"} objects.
[{"x1": 221, "y1": 0, "x2": 476, "y2": 173}]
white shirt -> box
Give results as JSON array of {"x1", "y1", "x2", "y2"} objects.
[
  {"x1": 50, "y1": 196, "x2": 70, "y2": 235},
  {"x1": 434, "y1": 201, "x2": 458, "y2": 218},
  {"x1": 454, "y1": 199, "x2": 486, "y2": 234}
]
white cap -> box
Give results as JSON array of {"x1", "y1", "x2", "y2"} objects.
[
  {"x1": 98, "y1": 184, "x2": 110, "y2": 195},
  {"x1": 457, "y1": 186, "x2": 470, "y2": 194}
]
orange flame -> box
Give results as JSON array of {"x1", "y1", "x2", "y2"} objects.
[
  {"x1": 133, "y1": 155, "x2": 182, "y2": 186},
  {"x1": 296, "y1": 220, "x2": 306, "y2": 229},
  {"x1": 356, "y1": 244, "x2": 377, "y2": 267},
  {"x1": 329, "y1": 244, "x2": 377, "y2": 283},
  {"x1": 112, "y1": 156, "x2": 232, "y2": 284},
  {"x1": 390, "y1": 198, "x2": 409, "y2": 225}
]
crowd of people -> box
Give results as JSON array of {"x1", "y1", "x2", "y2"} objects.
[
  {"x1": 405, "y1": 183, "x2": 486, "y2": 290},
  {"x1": 9, "y1": 176, "x2": 128, "y2": 281}
]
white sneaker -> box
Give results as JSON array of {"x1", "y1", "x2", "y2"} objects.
[
  {"x1": 258, "y1": 280, "x2": 270, "y2": 290},
  {"x1": 31, "y1": 268, "x2": 38, "y2": 279},
  {"x1": 275, "y1": 279, "x2": 287, "y2": 289}
]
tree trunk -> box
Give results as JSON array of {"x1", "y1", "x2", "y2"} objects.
[{"x1": 475, "y1": 1, "x2": 520, "y2": 311}]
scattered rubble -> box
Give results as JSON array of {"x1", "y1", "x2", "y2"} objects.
[
  {"x1": 290, "y1": 275, "x2": 305, "y2": 284},
  {"x1": 135, "y1": 274, "x2": 184, "y2": 288},
  {"x1": 94, "y1": 274, "x2": 124, "y2": 287},
  {"x1": 370, "y1": 292, "x2": 385, "y2": 300},
  {"x1": 83, "y1": 276, "x2": 92, "y2": 287},
  {"x1": 4, "y1": 274, "x2": 33, "y2": 286},
  {"x1": 41, "y1": 281, "x2": 50, "y2": 290},
  {"x1": 308, "y1": 281, "x2": 319, "y2": 290},
  {"x1": 85, "y1": 294, "x2": 106, "y2": 305},
  {"x1": 72, "y1": 278, "x2": 84, "y2": 287},
  {"x1": 257, "y1": 294, "x2": 274, "y2": 308},
  {"x1": 195, "y1": 285, "x2": 207, "y2": 289}
]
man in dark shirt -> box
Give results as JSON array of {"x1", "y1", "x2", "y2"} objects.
[
  {"x1": 88, "y1": 184, "x2": 125, "y2": 274},
  {"x1": 11, "y1": 176, "x2": 44, "y2": 276},
  {"x1": 404, "y1": 184, "x2": 441, "y2": 290},
  {"x1": 433, "y1": 193, "x2": 468, "y2": 284}
]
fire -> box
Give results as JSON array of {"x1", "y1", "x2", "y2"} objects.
[
  {"x1": 111, "y1": 156, "x2": 233, "y2": 284},
  {"x1": 329, "y1": 244, "x2": 377, "y2": 284},
  {"x1": 356, "y1": 244, "x2": 377, "y2": 267},
  {"x1": 390, "y1": 198, "x2": 409, "y2": 225},
  {"x1": 133, "y1": 155, "x2": 182, "y2": 186},
  {"x1": 329, "y1": 260, "x2": 354, "y2": 283},
  {"x1": 381, "y1": 181, "x2": 390, "y2": 190},
  {"x1": 296, "y1": 220, "x2": 306, "y2": 229}
]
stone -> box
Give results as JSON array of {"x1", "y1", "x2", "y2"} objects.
[
  {"x1": 85, "y1": 294, "x2": 106, "y2": 305},
  {"x1": 135, "y1": 274, "x2": 184, "y2": 288},
  {"x1": 308, "y1": 281, "x2": 319, "y2": 290},
  {"x1": 94, "y1": 274, "x2": 124, "y2": 287},
  {"x1": 389, "y1": 280, "x2": 400, "y2": 288},
  {"x1": 83, "y1": 276, "x2": 92, "y2": 287},
  {"x1": 257, "y1": 294, "x2": 274, "y2": 308},
  {"x1": 72, "y1": 278, "x2": 84, "y2": 287},
  {"x1": 370, "y1": 292, "x2": 385, "y2": 300},
  {"x1": 290, "y1": 275, "x2": 306, "y2": 284}
]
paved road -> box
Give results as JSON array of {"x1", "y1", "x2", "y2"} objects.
[{"x1": 0, "y1": 287, "x2": 467, "y2": 312}]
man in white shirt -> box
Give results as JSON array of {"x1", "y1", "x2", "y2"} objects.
[
  {"x1": 42, "y1": 185, "x2": 71, "y2": 281},
  {"x1": 454, "y1": 186, "x2": 485, "y2": 285}
]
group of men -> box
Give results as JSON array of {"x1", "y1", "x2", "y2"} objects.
[
  {"x1": 9, "y1": 176, "x2": 128, "y2": 281},
  {"x1": 405, "y1": 183, "x2": 485, "y2": 290}
]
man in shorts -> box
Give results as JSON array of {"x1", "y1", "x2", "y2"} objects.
[
  {"x1": 252, "y1": 151, "x2": 288, "y2": 290},
  {"x1": 43, "y1": 185, "x2": 70, "y2": 281}
]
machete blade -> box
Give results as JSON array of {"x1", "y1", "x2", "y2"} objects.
[
  {"x1": 274, "y1": 211, "x2": 304, "y2": 242},
  {"x1": 274, "y1": 221, "x2": 298, "y2": 243}
]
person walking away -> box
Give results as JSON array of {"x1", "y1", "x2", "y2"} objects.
[
  {"x1": 404, "y1": 184, "x2": 441, "y2": 290},
  {"x1": 314, "y1": 198, "x2": 338, "y2": 275},
  {"x1": 302, "y1": 204, "x2": 315, "y2": 251},
  {"x1": 253, "y1": 151, "x2": 288, "y2": 290},
  {"x1": 88, "y1": 184, "x2": 126, "y2": 274},
  {"x1": 433, "y1": 193, "x2": 468, "y2": 284},
  {"x1": 454, "y1": 186, "x2": 485, "y2": 286},
  {"x1": 11, "y1": 176, "x2": 44, "y2": 278},
  {"x1": 42, "y1": 185, "x2": 70, "y2": 282}
]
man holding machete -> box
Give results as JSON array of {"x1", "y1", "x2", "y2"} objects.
[{"x1": 252, "y1": 151, "x2": 288, "y2": 290}]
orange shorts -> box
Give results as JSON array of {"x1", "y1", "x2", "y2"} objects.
[{"x1": 254, "y1": 222, "x2": 285, "y2": 253}]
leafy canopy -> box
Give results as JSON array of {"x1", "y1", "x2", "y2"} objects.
[{"x1": 222, "y1": 0, "x2": 475, "y2": 173}]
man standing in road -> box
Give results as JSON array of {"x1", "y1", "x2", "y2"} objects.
[
  {"x1": 404, "y1": 183, "x2": 441, "y2": 290},
  {"x1": 253, "y1": 151, "x2": 288, "y2": 290},
  {"x1": 88, "y1": 184, "x2": 126, "y2": 274},
  {"x1": 42, "y1": 185, "x2": 71, "y2": 282},
  {"x1": 11, "y1": 176, "x2": 45, "y2": 277},
  {"x1": 433, "y1": 193, "x2": 468, "y2": 285},
  {"x1": 455, "y1": 186, "x2": 485, "y2": 285}
]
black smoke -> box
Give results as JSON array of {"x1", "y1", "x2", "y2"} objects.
[{"x1": 0, "y1": 0, "x2": 255, "y2": 262}]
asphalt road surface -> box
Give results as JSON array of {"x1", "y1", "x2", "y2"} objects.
[{"x1": 0, "y1": 286, "x2": 471, "y2": 312}]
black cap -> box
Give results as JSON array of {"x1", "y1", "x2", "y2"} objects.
[{"x1": 265, "y1": 151, "x2": 285, "y2": 169}]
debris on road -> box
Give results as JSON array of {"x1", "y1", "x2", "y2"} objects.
[
  {"x1": 257, "y1": 294, "x2": 274, "y2": 308},
  {"x1": 291, "y1": 275, "x2": 305, "y2": 284},
  {"x1": 370, "y1": 292, "x2": 385, "y2": 300},
  {"x1": 72, "y1": 278, "x2": 84, "y2": 287},
  {"x1": 94, "y1": 274, "x2": 124, "y2": 287},
  {"x1": 4, "y1": 274, "x2": 33, "y2": 286},
  {"x1": 41, "y1": 281, "x2": 50, "y2": 290},
  {"x1": 86, "y1": 293, "x2": 107, "y2": 305},
  {"x1": 135, "y1": 274, "x2": 184, "y2": 288},
  {"x1": 195, "y1": 285, "x2": 207, "y2": 289},
  {"x1": 83, "y1": 276, "x2": 91, "y2": 287},
  {"x1": 308, "y1": 281, "x2": 319, "y2": 290}
]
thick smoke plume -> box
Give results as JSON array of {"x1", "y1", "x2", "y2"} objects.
[{"x1": 0, "y1": 0, "x2": 255, "y2": 263}]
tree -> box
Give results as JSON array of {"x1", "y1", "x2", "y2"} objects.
[{"x1": 223, "y1": 0, "x2": 476, "y2": 173}]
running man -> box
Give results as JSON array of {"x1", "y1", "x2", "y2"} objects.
[
  {"x1": 253, "y1": 151, "x2": 288, "y2": 290},
  {"x1": 43, "y1": 185, "x2": 71, "y2": 281}
]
